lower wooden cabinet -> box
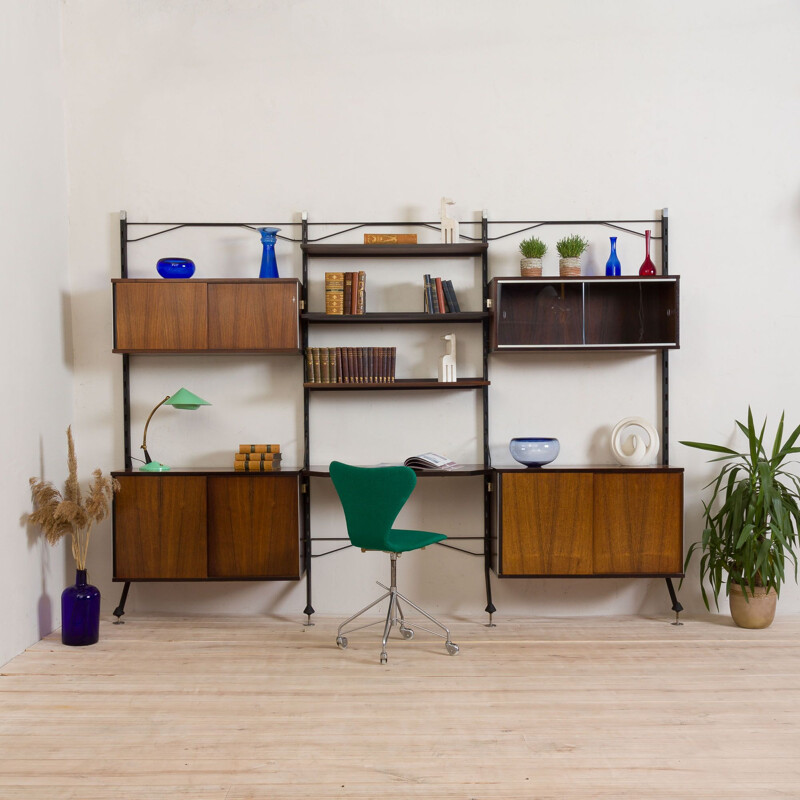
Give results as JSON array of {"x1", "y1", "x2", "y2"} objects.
[
  {"x1": 493, "y1": 467, "x2": 683, "y2": 577},
  {"x1": 113, "y1": 471, "x2": 304, "y2": 581}
]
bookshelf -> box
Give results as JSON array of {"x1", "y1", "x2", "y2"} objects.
[{"x1": 111, "y1": 209, "x2": 683, "y2": 625}]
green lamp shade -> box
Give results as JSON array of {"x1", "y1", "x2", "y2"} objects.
[{"x1": 164, "y1": 387, "x2": 211, "y2": 410}]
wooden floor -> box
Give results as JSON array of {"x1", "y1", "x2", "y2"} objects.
[{"x1": 1, "y1": 613, "x2": 799, "y2": 799}]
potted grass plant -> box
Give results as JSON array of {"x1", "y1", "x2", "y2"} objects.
[
  {"x1": 556, "y1": 235, "x2": 589, "y2": 276},
  {"x1": 681, "y1": 409, "x2": 800, "y2": 628},
  {"x1": 28, "y1": 427, "x2": 119, "y2": 645},
  {"x1": 519, "y1": 236, "x2": 547, "y2": 277}
]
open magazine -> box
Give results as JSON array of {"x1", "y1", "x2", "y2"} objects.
[{"x1": 403, "y1": 452, "x2": 462, "y2": 471}]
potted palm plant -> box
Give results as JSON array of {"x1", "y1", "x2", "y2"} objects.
[
  {"x1": 556, "y1": 235, "x2": 588, "y2": 276},
  {"x1": 681, "y1": 409, "x2": 800, "y2": 628},
  {"x1": 519, "y1": 236, "x2": 547, "y2": 277}
]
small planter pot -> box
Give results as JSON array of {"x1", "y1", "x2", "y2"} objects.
[
  {"x1": 520, "y1": 257, "x2": 542, "y2": 277},
  {"x1": 559, "y1": 257, "x2": 581, "y2": 277},
  {"x1": 729, "y1": 584, "x2": 777, "y2": 629}
]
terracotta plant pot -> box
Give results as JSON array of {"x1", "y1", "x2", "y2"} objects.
[
  {"x1": 559, "y1": 257, "x2": 581, "y2": 277},
  {"x1": 729, "y1": 584, "x2": 777, "y2": 629},
  {"x1": 520, "y1": 257, "x2": 542, "y2": 277}
]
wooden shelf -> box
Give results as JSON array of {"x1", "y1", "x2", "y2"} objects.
[
  {"x1": 112, "y1": 468, "x2": 303, "y2": 476},
  {"x1": 303, "y1": 312, "x2": 487, "y2": 324},
  {"x1": 307, "y1": 464, "x2": 489, "y2": 477},
  {"x1": 302, "y1": 242, "x2": 487, "y2": 258},
  {"x1": 304, "y1": 378, "x2": 489, "y2": 391}
]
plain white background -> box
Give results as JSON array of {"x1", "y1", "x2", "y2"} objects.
[{"x1": 3, "y1": 0, "x2": 800, "y2": 664}]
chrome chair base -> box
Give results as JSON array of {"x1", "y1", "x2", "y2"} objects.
[{"x1": 336, "y1": 552, "x2": 459, "y2": 664}]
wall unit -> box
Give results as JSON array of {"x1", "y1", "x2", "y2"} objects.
[{"x1": 111, "y1": 209, "x2": 684, "y2": 624}]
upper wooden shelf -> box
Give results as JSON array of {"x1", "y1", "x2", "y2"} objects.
[
  {"x1": 307, "y1": 464, "x2": 488, "y2": 477},
  {"x1": 302, "y1": 243, "x2": 488, "y2": 258},
  {"x1": 305, "y1": 378, "x2": 489, "y2": 391}
]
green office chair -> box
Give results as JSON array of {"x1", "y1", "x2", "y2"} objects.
[{"x1": 329, "y1": 461, "x2": 459, "y2": 664}]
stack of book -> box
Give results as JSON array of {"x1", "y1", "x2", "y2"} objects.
[
  {"x1": 423, "y1": 274, "x2": 461, "y2": 313},
  {"x1": 234, "y1": 444, "x2": 282, "y2": 471},
  {"x1": 305, "y1": 346, "x2": 396, "y2": 384},
  {"x1": 325, "y1": 271, "x2": 366, "y2": 315}
]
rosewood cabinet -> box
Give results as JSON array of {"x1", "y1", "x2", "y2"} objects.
[
  {"x1": 113, "y1": 471, "x2": 304, "y2": 582},
  {"x1": 492, "y1": 467, "x2": 683, "y2": 578},
  {"x1": 113, "y1": 279, "x2": 301, "y2": 353}
]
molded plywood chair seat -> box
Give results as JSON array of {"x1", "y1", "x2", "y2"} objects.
[{"x1": 329, "y1": 461, "x2": 459, "y2": 664}]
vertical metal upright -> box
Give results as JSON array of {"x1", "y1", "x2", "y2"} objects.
[
  {"x1": 481, "y1": 210, "x2": 496, "y2": 625},
  {"x1": 119, "y1": 211, "x2": 132, "y2": 470},
  {"x1": 301, "y1": 212, "x2": 314, "y2": 625},
  {"x1": 660, "y1": 207, "x2": 670, "y2": 466}
]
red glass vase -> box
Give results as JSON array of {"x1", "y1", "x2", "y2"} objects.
[{"x1": 639, "y1": 230, "x2": 656, "y2": 276}]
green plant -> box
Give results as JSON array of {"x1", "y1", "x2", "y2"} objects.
[
  {"x1": 681, "y1": 409, "x2": 800, "y2": 610},
  {"x1": 555, "y1": 235, "x2": 589, "y2": 259},
  {"x1": 519, "y1": 236, "x2": 547, "y2": 259}
]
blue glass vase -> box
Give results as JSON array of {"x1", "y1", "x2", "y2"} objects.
[
  {"x1": 605, "y1": 237, "x2": 621, "y2": 276},
  {"x1": 258, "y1": 227, "x2": 281, "y2": 279},
  {"x1": 61, "y1": 569, "x2": 100, "y2": 646}
]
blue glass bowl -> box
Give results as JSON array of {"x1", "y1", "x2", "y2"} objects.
[
  {"x1": 509, "y1": 437, "x2": 560, "y2": 468},
  {"x1": 156, "y1": 258, "x2": 195, "y2": 279}
]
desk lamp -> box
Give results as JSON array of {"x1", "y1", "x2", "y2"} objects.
[{"x1": 139, "y1": 387, "x2": 211, "y2": 472}]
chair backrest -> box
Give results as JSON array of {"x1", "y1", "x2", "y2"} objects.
[{"x1": 329, "y1": 461, "x2": 417, "y2": 551}]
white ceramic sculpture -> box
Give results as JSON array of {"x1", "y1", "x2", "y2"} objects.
[
  {"x1": 438, "y1": 333, "x2": 457, "y2": 383},
  {"x1": 440, "y1": 197, "x2": 459, "y2": 244},
  {"x1": 610, "y1": 417, "x2": 660, "y2": 466}
]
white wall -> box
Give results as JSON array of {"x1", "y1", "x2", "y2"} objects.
[
  {"x1": 58, "y1": 0, "x2": 800, "y2": 622},
  {"x1": 0, "y1": 1, "x2": 72, "y2": 666}
]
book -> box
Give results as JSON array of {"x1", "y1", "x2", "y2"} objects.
[
  {"x1": 434, "y1": 277, "x2": 446, "y2": 313},
  {"x1": 364, "y1": 233, "x2": 417, "y2": 244},
  {"x1": 443, "y1": 280, "x2": 460, "y2": 313},
  {"x1": 234, "y1": 460, "x2": 282, "y2": 471},
  {"x1": 312, "y1": 347, "x2": 321, "y2": 383},
  {"x1": 238, "y1": 444, "x2": 281, "y2": 453},
  {"x1": 324, "y1": 272, "x2": 344, "y2": 315},
  {"x1": 389, "y1": 345, "x2": 396, "y2": 381},
  {"x1": 350, "y1": 271, "x2": 358, "y2": 315},
  {"x1": 343, "y1": 272, "x2": 353, "y2": 315},
  {"x1": 321, "y1": 347, "x2": 331, "y2": 383},
  {"x1": 423, "y1": 274, "x2": 436, "y2": 314},
  {"x1": 234, "y1": 452, "x2": 282, "y2": 461},
  {"x1": 356, "y1": 270, "x2": 366, "y2": 314},
  {"x1": 403, "y1": 452, "x2": 462, "y2": 471},
  {"x1": 305, "y1": 348, "x2": 314, "y2": 381}
]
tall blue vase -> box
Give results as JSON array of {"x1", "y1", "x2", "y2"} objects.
[
  {"x1": 61, "y1": 569, "x2": 100, "y2": 646},
  {"x1": 605, "y1": 236, "x2": 621, "y2": 276},
  {"x1": 258, "y1": 227, "x2": 281, "y2": 279}
]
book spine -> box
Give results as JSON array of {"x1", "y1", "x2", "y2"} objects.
[
  {"x1": 234, "y1": 452, "x2": 282, "y2": 461},
  {"x1": 350, "y1": 272, "x2": 358, "y2": 315},
  {"x1": 312, "y1": 347, "x2": 321, "y2": 383},
  {"x1": 390, "y1": 346, "x2": 396, "y2": 381},
  {"x1": 336, "y1": 347, "x2": 343, "y2": 383},
  {"x1": 321, "y1": 347, "x2": 330, "y2": 384},
  {"x1": 343, "y1": 272, "x2": 353, "y2": 315},
  {"x1": 435, "y1": 277, "x2": 446, "y2": 313},
  {"x1": 364, "y1": 233, "x2": 418, "y2": 244},
  {"x1": 324, "y1": 272, "x2": 344, "y2": 315},
  {"x1": 305, "y1": 348, "x2": 314, "y2": 382},
  {"x1": 234, "y1": 461, "x2": 282, "y2": 471},
  {"x1": 348, "y1": 347, "x2": 356, "y2": 383},
  {"x1": 424, "y1": 274, "x2": 435, "y2": 314},
  {"x1": 238, "y1": 444, "x2": 281, "y2": 453},
  {"x1": 444, "y1": 279, "x2": 461, "y2": 312},
  {"x1": 356, "y1": 270, "x2": 366, "y2": 314}
]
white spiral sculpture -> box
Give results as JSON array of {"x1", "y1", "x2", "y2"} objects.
[{"x1": 611, "y1": 417, "x2": 660, "y2": 466}]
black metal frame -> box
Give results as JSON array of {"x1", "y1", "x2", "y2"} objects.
[{"x1": 115, "y1": 208, "x2": 679, "y2": 624}]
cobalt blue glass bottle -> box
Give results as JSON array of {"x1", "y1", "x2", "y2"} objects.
[
  {"x1": 61, "y1": 569, "x2": 101, "y2": 646},
  {"x1": 605, "y1": 236, "x2": 621, "y2": 276},
  {"x1": 258, "y1": 227, "x2": 281, "y2": 279}
]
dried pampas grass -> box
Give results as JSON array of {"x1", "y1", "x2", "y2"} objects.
[{"x1": 28, "y1": 426, "x2": 119, "y2": 570}]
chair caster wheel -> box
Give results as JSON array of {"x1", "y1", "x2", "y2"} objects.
[
  {"x1": 399, "y1": 626, "x2": 414, "y2": 640},
  {"x1": 445, "y1": 642, "x2": 459, "y2": 656},
  {"x1": 380, "y1": 652, "x2": 388, "y2": 665},
  {"x1": 336, "y1": 636, "x2": 348, "y2": 649}
]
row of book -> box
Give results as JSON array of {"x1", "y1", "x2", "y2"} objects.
[
  {"x1": 234, "y1": 444, "x2": 282, "y2": 471},
  {"x1": 306, "y1": 346, "x2": 396, "y2": 384},
  {"x1": 325, "y1": 271, "x2": 366, "y2": 315},
  {"x1": 424, "y1": 274, "x2": 461, "y2": 313}
]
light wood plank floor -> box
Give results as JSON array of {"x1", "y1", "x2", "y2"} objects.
[{"x1": 1, "y1": 613, "x2": 799, "y2": 799}]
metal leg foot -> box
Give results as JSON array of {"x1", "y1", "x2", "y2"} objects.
[
  {"x1": 303, "y1": 604, "x2": 315, "y2": 627},
  {"x1": 113, "y1": 582, "x2": 131, "y2": 624},
  {"x1": 665, "y1": 578, "x2": 683, "y2": 626}
]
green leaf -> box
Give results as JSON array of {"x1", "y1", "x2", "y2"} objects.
[{"x1": 680, "y1": 440, "x2": 739, "y2": 455}]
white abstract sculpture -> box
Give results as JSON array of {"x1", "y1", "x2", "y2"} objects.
[
  {"x1": 611, "y1": 417, "x2": 660, "y2": 466},
  {"x1": 440, "y1": 197, "x2": 459, "y2": 244},
  {"x1": 438, "y1": 333, "x2": 457, "y2": 383}
]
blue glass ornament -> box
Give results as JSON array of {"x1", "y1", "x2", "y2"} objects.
[
  {"x1": 605, "y1": 236, "x2": 621, "y2": 276},
  {"x1": 61, "y1": 569, "x2": 101, "y2": 646},
  {"x1": 258, "y1": 227, "x2": 281, "y2": 279}
]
